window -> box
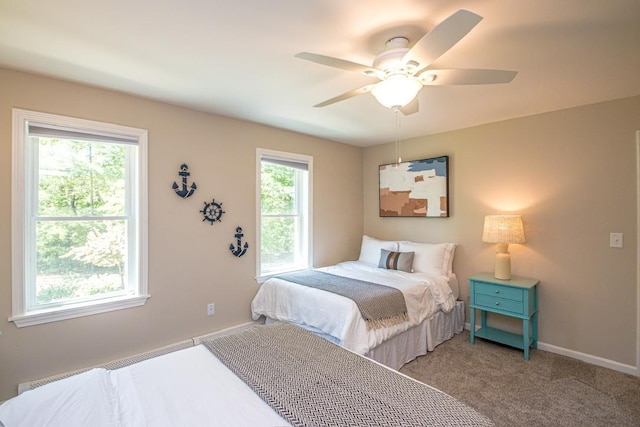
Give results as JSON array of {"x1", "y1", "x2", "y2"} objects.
[
  {"x1": 257, "y1": 149, "x2": 312, "y2": 280},
  {"x1": 11, "y1": 109, "x2": 148, "y2": 327}
]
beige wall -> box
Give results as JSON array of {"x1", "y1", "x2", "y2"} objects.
[
  {"x1": 1, "y1": 66, "x2": 637, "y2": 401},
  {"x1": 364, "y1": 96, "x2": 640, "y2": 367},
  {"x1": 0, "y1": 68, "x2": 364, "y2": 400}
]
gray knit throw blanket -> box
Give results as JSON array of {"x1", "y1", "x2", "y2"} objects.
[
  {"x1": 275, "y1": 270, "x2": 408, "y2": 329},
  {"x1": 203, "y1": 323, "x2": 494, "y2": 427}
]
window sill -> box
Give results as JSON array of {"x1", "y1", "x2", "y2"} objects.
[
  {"x1": 256, "y1": 266, "x2": 310, "y2": 284},
  {"x1": 10, "y1": 294, "x2": 151, "y2": 327}
]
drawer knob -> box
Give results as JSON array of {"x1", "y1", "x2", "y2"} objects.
[
  {"x1": 495, "y1": 290, "x2": 500, "y2": 294},
  {"x1": 495, "y1": 302, "x2": 500, "y2": 305}
]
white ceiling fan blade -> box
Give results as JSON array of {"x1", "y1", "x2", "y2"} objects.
[
  {"x1": 313, "y1": 84, "x2": 377, "y2": 107},
  {"x1": 400, "y1": 97, "x2": 419, "y2": 115},
  {"x1": 421, "y1": 69, "x2": 517, "y2": 85},
  {"x1": 296, "y1": 52, "x2": 380, "y2": 75},
  {"x1": 402, "y1": 9, "x2": 482, "y2": 70}
]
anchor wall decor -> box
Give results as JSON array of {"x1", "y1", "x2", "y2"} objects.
[
  {"x1": 200, "y1": 198, "x2": 225, "y2": 224},
  {"x1": 172, "y1": 163, "x2": 197, "y2": 198},
  {"x1": 229, "y1": 226, "x2": 249, "y2": 257}
]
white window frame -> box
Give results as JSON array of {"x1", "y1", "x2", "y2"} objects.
[
  {"x1": 11, "y1": 109, "x2": 149, "y2": 327},
  {"x1": 256, "y1": 148, "x2": 313, "y2": 282}
]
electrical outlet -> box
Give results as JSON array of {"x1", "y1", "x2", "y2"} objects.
[{"x1": 207, "y1": 303, "x2": 215, "y2": 316}]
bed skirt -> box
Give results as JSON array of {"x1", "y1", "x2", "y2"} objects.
[
  {"x1": 265, "y1": 300, "x2": 464, "y2": 370},
  {"x1": 366, "y1": 300, "x2": 465, "y2": 370}
]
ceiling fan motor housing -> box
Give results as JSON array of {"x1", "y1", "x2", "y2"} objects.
[{"x1": 372, "y1": 37, "x2": 415, "y2": 76}]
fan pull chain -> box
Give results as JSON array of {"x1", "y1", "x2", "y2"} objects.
[{"x1": 394, "y1": 107, "x2": 402, "y2": 165}]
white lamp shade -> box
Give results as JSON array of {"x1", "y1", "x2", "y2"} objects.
[{"x1": 371, "y1": 75, "x2": 422, "y2": 109}]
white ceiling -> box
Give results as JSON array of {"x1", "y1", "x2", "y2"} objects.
[{"x1": 1, "y1": 0, "x2": 639, "y2": 147}]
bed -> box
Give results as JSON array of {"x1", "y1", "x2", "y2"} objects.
[
  {"x1": 0, "y1": 323, "x2": 493, "y2": 427},
  {"x1": 251, "y1": 236, "x2": 464, "y2": 370}
]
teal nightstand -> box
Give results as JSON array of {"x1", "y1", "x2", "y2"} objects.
[{"x1": 469, "y1": 273, "x2": 539, "y2": 360}]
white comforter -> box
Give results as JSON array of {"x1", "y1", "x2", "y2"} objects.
[
  {"x1": 251, "y1": 261, "x2": 456, "y2": 355},
  {"x1": 0, "y1": 346, "x2": 289, "y2": 427}
]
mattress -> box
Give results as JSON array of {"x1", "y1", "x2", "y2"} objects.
[
  {"x1": 251, "y1": 260, "x2": 457, "y2": 355},
  {"x1": 0, "y1": 323, "x2": 492, "y2": 427},
  {"x1": 0, "y1": 344, "x2": 288, "y2": 427}
]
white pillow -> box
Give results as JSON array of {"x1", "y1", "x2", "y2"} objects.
[
  {"x1": 358, "y1": 235, "x2": 398, "y2": 266},
  {"x1": 397, "y1": 241, "x2": 455, "y2": 276},
  {"x1": 444, "y1": 243, "x2": 457, "y2": 276}
]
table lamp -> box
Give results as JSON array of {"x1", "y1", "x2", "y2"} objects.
[{"x1": 482, "y1": 215, "x2": 526, "y2": 280}]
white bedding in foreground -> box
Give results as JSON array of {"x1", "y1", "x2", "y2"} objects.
[
  {"x1": 251, "y1": 261, "x2": 456, "y2": 355},
  {"x1": 0, "y1": 345, "x2": 289, "y2": 427}
]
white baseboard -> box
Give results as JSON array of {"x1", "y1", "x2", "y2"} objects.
[
  {"x1": 17, "y1": 338, "x2": 193, "y2": 394},
  {"x1": 192, "y1": 320, "x2": 262, "y2": 344},
  {"x1": 18, "y1": 321, "x2": 262, "y2": 394},
  {"x1": 464, "y1": 322, "x2": 638, "y2": 377},
  {"x1": 536, "y1": 341, "x2": 638, "y2": 376}
]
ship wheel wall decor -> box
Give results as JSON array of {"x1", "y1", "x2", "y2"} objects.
[{"x1": 200, "y1": 198, "x2": 225, "y2": 224}]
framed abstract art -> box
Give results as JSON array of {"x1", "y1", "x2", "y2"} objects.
[{"x1": 379, "y1": 156, "x2": 449, "y2": 217}]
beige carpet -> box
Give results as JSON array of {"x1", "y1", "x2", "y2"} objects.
[{"x1": 399, "y1": 330, "x2": 640, "y2": 426}]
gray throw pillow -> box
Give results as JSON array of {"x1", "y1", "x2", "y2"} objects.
[{"x1": 378, "y1": 249, "x2": 414, "y2": 273}]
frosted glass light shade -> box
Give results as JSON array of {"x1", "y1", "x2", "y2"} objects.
[{"x1": 371, "y1": 75, "x2": 422, "y2": 109}]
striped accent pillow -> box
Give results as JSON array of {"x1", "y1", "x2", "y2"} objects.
[{"x1": 378, "y1": 249, "x2": 414, "y2": 273}]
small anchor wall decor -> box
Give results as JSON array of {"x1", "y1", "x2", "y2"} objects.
[
  {"x1": 229, "y1": 226, "x2": 249, "y2": 257},
  {"x1": 172, "y1": 163, "x2": 197, "y2": 198},
  {"x1": 200, "y1": 198, "x2": 225, "y2": 224}
]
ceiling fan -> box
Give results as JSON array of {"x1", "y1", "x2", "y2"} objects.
[{"x1": 296, "y1": 9, "x2": 517, "y2": 115}]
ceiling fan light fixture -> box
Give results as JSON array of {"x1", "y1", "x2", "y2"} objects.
[{"x1": 371, "y1": 75, "x2": 422, "y2": 109}]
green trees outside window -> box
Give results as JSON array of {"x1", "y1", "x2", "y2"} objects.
[
  {"x1": 260, "y1": 162, "x2": 296, "y2": 271},
  {"x1": 258, "y1": 151, "x2": 311, "y2": 277},
  {"x1": 35, "y1": 138, "x2": 128, "y2": 304}
]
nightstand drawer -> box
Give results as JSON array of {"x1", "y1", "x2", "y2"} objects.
[
  {"x1": 475, "y1": 294, "x2": 524, "y2": 315},
  {"x1": 475, "y1": 283, "x2": 523, "y2": 301}
]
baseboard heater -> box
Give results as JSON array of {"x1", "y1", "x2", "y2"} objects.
[{"x1": 17, "y1": 321, "x2": 259, "y2": 394}]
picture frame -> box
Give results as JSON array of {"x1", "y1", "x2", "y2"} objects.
[{"x1": 379, "y1": 156, "x2": 449, "y2": 217}]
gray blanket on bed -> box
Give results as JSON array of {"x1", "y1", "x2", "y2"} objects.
[
  {"x1": 203, "y1": 323, "x2": 494, "y2": 427},
  {"x1": 275, "y1": 269, "x2": 408, "y2": 329}
]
